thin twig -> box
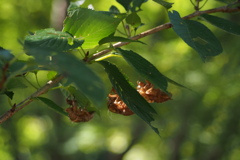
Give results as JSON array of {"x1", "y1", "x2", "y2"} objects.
[
  {"x1": 87, "y1": 4, "x2": 240, "y2": 62},
  {"x1": 0, "y1": 3, "x2": 240, "y2": 124},
  {"x1": 0, "y1": 75, "x2": 64, "y2": 124}
]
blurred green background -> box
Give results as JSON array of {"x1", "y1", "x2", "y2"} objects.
[{"x1": 1, "y1": 0, "x2": 240, "y2": 160}]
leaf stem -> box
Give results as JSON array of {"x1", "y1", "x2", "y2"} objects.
[
  {"x1": 121, "y1": 21, "x2": 129, "y2": 37},
  {"x1": 34, "y1": 73, "x2": 41, "y2": 88},
  {"x1": 199, "y1": 0, "x2": 209, "y2": 10},
  {"x1": 79, "y1": 46, "x2": 86, "y2": 55}
]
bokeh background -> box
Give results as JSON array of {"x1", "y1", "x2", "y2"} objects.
[{"x1": 1, "y1": 0, "x2": 240, "y2": 160}]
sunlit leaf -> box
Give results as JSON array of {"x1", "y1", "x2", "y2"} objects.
[
  {"x1": 63, "y1": 8, "x2": 122, "y2": 49},
  {"x1": 37, "y1": 97, "x2": 68, "y2": 116},
  {"x1": 201, "y1": 14, "x2": 240, "y2": 36},
  {"x1": 153, "y1": 0, "x2": 174, "y2": 9},
  {"x1": 168, "y1": 10, "x2": 223, "y2": 61},
  {"x1": 47, "y1": 71, "x2": 58, "y2": 80},
  {"x1": 99, "y1": 60, "x2": 159, "y2": 135},
  {"x1": 118, "y1": 48, "x2": 169, "y2": 93},
  {"x1": 24, "y1": 28, "x2": 84, "y2": 52}
]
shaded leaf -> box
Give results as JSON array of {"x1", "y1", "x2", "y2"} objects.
[
  {"x1": 116, "y1": 0, "x2": 132, "y2": 11},
  {"x1": 67, "y1": 85, "x2": 99, "y2": 114},
  {"x1": 37, "y1": 97, "x2": 68, "y2": 116},
  {"x1": 99, "y1": 60, "x2": 159, "y2": 135},
  {"x1": 109, "y1": 5, "x2": 120, "y2": 14},
  {"x1": 8, "y1": 61, "x2": 26, "y2": 76},
  {"x1": 168, "y1": 10, "x2": 223, "y2": 61},
  {"x1": 153, "y1": 0, "x2": 174, "y2": 9},
  {"x1": 4, "y1": 90, "x2": 14, "y2": 99},
  {"x1": 24, "y1": 28, "x2": 84, "y2": 52},
  {"x1": 126, "y1": 12, "x2": 141, "y2": 28},
  {"x1": 201, "y1": 14, "x2": 240, "y2": 36},
  {"x1": 63, "y1": 8, "x2": 122, "y2": 49},
  {"x1": 0, "y1": 47, "x2": 14, "y2": 66},
  {"x1": 27, "y1": 48, "x2": 105, "y2": 107},
  {"x1": 116, "y1": 0, "x2": 148, "y2": 11},
  {"x1": 132, "y1": 0, "x2": 148, "y2": 11},
  {"x1": 6, "y1": 78, "x2": 27, "y2": 90},
  {"x1": 117, "y1": 48, "x2": 169, "y2": 93},
  {"x1": 67, "y1": 85, "x2": 91, "y2": 108}
]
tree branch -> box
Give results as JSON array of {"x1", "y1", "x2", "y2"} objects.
[
  {"x1": 0, "y1": 3, "x2": 239, "y2": 124},
  {"x1": 87, "y1": 4, "x2": 240, "y2": 62},
  {"x1": 0, "y1": 75, "x2": 64, "y2": 124}
]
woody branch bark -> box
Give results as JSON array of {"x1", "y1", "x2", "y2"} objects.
[{"x1": 0, "y1": 3, "x2": 239, "y2": 124}]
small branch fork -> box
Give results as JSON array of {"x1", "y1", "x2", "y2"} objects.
[{"x1": 0, "y1": 4, "x2": 239, "y2": 124}]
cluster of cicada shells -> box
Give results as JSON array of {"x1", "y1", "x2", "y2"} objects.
[
  {"x1": 107, "y1": 88, "x2": 134, "y2": 116},
  {"x1": 65, "y1": 98, "x2": 94, "y2": 122},
  {"x1": 137, "y1": 80, "x2": 172, "y2": 103},
  {"x1": 107, "y1": 80, "x2": 172, "y2": 116},
  {"x1": 65, "y1": 80, "x2": 172, "y2": 122}
]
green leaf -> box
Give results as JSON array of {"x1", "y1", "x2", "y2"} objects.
[
  {"x1": 116, "y1": 0, "x2": 132, "y2": 11},
  {"x1": 117, "y1": 48, "x2": 169, "y2": 93},
  {"x1": 0, "y1": 47, "x2": 14, "y2": 66},
  {"x1": 116, "y1": 0, "x2": 147, "y2": 11},
  {"x1": 109, "y1": 5, "x2": 120, "y2": 14},
  {"x1": 4, "y1": 90, "x2": 14, "y2": 99},
  {"x1": 165, "y1": 76, "x2": 191, "y2": 91},
  {"x1": 47, "y1": 71, "x2": 58, "y2": 80},
  {"x1": 37, "y1": 97, "x2": 68, "y2": 116},
  {"x1": 63, "y1": 8, "x2": 122, "y2": 49},
  {"x1": 0, "y1": 47, "x2": 12, "y2": 89},
  {"x1": 99, "y1": 60, "x2": 159, "y2": 135},
  {"x1": 132, "y1": 0, "x2": 148, "y2": 11},
  {"x1": 66, "y1": 85, "x2": 99, "y2": 114},
  {"x1": 168, "y1": 10, "x2": 223, "y2": 61},
  {"x1": 153, "y1": 0, "x2": 174, "y2": 9},
  {"x1": 67, "y1": 85, "x2": 91, "y2": 108},
  {"x1": 28, "y1": 48, "x2": 105, "y2": 107},
  {"x1": 126, "y1": 12, "x2": 141, "y2": 28},
  {"x1": 8, "y1": 61, "x2": 26, "y2": 75},
  {"x1": 6, "y1": 77, "x2": 27, "y2": 90},
  {"x1": 201, "y1": 14, "x2": 240, "y2": 36},
  {"x1": 24, "y1": 28, "x2": 84, "y2": 52},
  {"x1": 99, "y1": 35, "x2": 144, "y2": 45}
]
